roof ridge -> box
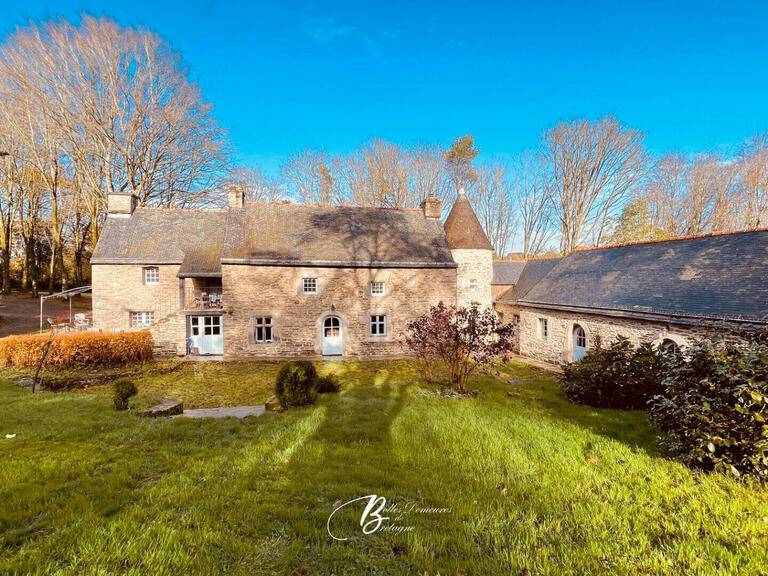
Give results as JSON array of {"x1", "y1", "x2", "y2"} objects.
[
  {"x1": 135, "y1": 206, "x2": 228, "y2": 213},
  {"x1": 243, "y1": 200, "x2": 422, "y2": 212},
  {"x1": 574, "y1": 227, "x2": 768, "y2": 253}
]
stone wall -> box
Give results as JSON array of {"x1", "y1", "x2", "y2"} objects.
[
  {"x1": 93, "y1": 263, "x2": 457, "y2": 359},
  {"x1": 452, "y1": 249, "x2": 493, "y2": 309},
  {"x1": 515, "y1": 305, "x2": 717, "y2": 365},
  {"x1": 494, "y1": 301, "x2": 521, "y2": 352},
  {"x1": 92, "y1": 264, "x2": 186, "y2": 354},
  {"x1": 491, "y1": 284, "x2": 513, "y2": 301},
  {"x1": 220, "y1": 265, "x2": 457, "y2": 358}
]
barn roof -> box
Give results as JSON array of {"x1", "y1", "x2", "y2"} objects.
[
  {"x1": 491, "y1": 261, "x2": 526, "y2": 285},
  {"x1": 513, "y1": 230, "x2": 768, "y2": 323}
]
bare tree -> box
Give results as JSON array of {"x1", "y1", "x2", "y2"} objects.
[
  {"x1": 737, "y1": 134, "x2": 768, "y2": 229},
  {"x1": 409, "y1": 144, "x2": 450, "y2": 205},
  {"x1": 541, "y1": 116, "x2": 648, "y2": 253},
  {"x1": 224, "y1": 166, "x2": 285, "y2": 202},
  {"x1": 513, "y1": 152, "x2": 553, "y2": 257},
  {"x1": 335, "y1": 140, "x2": 411, "y2": 207},
  {"x1": 468, "y1": 161, "x2": 516, "y2": 255},
  {"x1": 281, "y1": 150, "x2": 338, "y2": 205},
  {"x1": 0, "y1": 16, "x2": 231, "y2": 289}
]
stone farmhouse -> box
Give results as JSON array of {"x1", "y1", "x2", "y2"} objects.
[
  {"x1": 91, "y1": 188, "x2": 493, "y2": 358},
  {"x1": 92, "y1": 186, "x2": 768, "y2": 363},
  {"x1": 494, "y1": 230, "x2": 768, "y2": 364}
]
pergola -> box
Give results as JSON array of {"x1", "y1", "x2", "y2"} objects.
[{"x1": 39, "y1": 286, "x2": 92, "y2": 334}]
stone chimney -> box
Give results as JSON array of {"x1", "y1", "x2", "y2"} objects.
[
  {"x1": 107, "y1": 192, "x2": 137, "y2": 218},
  {"x1": 227, "y1": 186, "x2": 244, "y2": 209},
  {"x1": 420, "y1": 195, "x2": 442, "y2": 219}
]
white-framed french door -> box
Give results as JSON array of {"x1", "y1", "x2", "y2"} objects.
[
  {"x1": 322, "y1": 315, "x2": 343, "y2": 356},
  {"x1": 188, "y1": 315, "x2": 223, "y2": 355}
]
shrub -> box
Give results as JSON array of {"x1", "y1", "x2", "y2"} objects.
[
  {"x1": 316, "y1": 373, "x2": 341, "y2": 393},
  {"x1": 649, "y1": 337, "x2": 768, "y2": 479},
  {"x1": 559, "y1": 336, "x2": 668, "y2": 409},
  {"x1": 275, "y1": 361, "x2": 318, "y2": 408},
  {"x1": 404, "y1": 302, "x2": 516, "y2": 392},
  {"x1": 113, "y1": 379, "x2": 138, "y2": 411},
  {"x1": 0, "y1": 331, "x2": 153, "y2": 368}
]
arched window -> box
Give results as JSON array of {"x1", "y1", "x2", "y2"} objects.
[
  {"x1": 573, "y1": 324, "x2": 587, "y2": 361},
  {"x1": 660, "y1": 338, "x2": 681, "y2": 356},
  {"x1": 323, "y1": 316, "x2": 341, "y2": 337}
]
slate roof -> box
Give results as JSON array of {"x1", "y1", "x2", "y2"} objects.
[
  {"x1": 443, "y1": 191, "x2": 493, "y2": 251},
  {"x1": 91, "y1": 208, "x2": 228, "y2": 273},
  {"x1": 92, "y1": 202, "x2": 456, "y2": 274},
  {"x1": 498, "y1": 258, "x2": 562, "y2": 302},
  {"x1": 491, "y1": 261, "x2": 526, "y2": 285},
  {"x1": 514, "y1": 230, "x2": 768, "y2": 323}
]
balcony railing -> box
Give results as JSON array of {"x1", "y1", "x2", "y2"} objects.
[{"x1": 186, "y1": 287, "x2": 223, "y2": 310}]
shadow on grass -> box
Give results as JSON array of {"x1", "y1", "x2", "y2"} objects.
[{"x1": 496, "y1": 362, "x2": 660, "y2": 455}]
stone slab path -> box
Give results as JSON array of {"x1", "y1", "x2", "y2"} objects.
[{"x1": 174, "y1": 405, "x2": 266, "y2": 419}]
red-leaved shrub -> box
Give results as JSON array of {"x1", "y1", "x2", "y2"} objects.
[{"x1": 0, "y1": 331, "x2": 153, "y2": 367}]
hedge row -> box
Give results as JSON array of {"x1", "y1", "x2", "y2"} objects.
[{"x1": 0, "y1": 331, "x2": 153, "y2": 367}]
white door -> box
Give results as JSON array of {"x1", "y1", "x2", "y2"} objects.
[
  {"x1": 573, "y1": 325, "x2": 586, "y2": 361},
  {"x1": 322, "y1": 316, "x2": 343, "y2": 356},
  {"x1": 189, "y1": 315, "x2": 223, "y2": 355}
]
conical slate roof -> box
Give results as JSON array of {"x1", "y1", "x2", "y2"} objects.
[{"x1": 443, "y1": 190, "x2": 493, "y2": 250}]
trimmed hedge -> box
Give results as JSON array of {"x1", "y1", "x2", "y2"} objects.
[{"x1": 0, "y1": 331, "x2": 153, "y2": 368}]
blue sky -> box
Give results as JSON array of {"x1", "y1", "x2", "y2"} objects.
[{"x1": 2, "y1": 1, "x2": 768, "y2": 174}]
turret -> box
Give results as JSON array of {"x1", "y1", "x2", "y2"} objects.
[{"x1": 444, "y1": 188, "x2": 493, "y2": 308}]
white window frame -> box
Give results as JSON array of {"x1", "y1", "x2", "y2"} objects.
[
  {"x1": 370, "y1": 281, "x2": 385, "y2": 296},
  {"x1": 370, "y1": 315, "x2": 386, "y2": 337},
  {"x1": 143, "y1": 267, "x2": 159, "y2": 285},
  {"x1": 254, "y1": 317, "x2": 273, "y2": 343},
  {"x1": 539, "y1": 318, "x2": 548, "y2": 340},
  {"x1": 302, "y1": 277, "x2": 318, "y2": 294},
  {"x1": 469, "y1": 278, "x2": 477, "y2": 292},
  {"x1": 130, "y1": 311, "x2": 155, "y2": 327},
  {"x1": 575, "y1": 325, "x2": 586, "y2": 348}
]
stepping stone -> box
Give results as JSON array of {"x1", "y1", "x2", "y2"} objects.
[
  {"x1": 141, "y1": 398, "x2": 183, "y2": 417},
  {"x1": 175, "y1": 405, "x2": 266, "y2": 419}
]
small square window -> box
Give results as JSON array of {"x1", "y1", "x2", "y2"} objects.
[
  {"x1": 143, "y1": 267, "x2": 159, "y2": 285},
  {"x1": 539, "y1": 318, "x2": 548, "y2": 339},
  {"x1": 302, "y1": 277, "x2": 317, "y2": 294},
  {"x1": 254, "y1": 317, "x2": 273, "y2": 343},
  {"x1": 370, "y1": 282, "x2": 385, "y2": 296},
  {"x1": 513, "y1": 314, "x2": 521, "y2": 326},
  {"x1": 130, "y1": 311, "x2": 154, "y2": 327},
  {"x1": 370, "y1": 315, "x2": 386, "y2": 336},
  {"x1": 469, "y1": 279, "x2": 477, "y2": 292}
]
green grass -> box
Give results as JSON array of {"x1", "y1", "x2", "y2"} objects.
[{"x1": 1, "y1": 360, "x2": 766, "y2": 575}]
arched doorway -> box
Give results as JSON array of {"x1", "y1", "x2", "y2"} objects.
[
  {"x1": 660, "y1": 338, "x2": 681, "y2": 356},
  {"x1": 573, "y1": 324, "x2": 587, "y2": 361},
  {"x1": 322, "y1": 316, "x2": 343, "y2": 356}
]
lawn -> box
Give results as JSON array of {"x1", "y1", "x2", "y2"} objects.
[{"x1": 1, "y1": 360, "x2": 766, "y2": 575}]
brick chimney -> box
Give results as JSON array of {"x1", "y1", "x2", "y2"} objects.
[
  {"x1": 227, "y1": 186, "x2": 244, "y2": 209},
  {"x1": 421, "y1": 195, "x2": 442, "y2": 219},
  {"x1": 107, "y1": 192, "x2": 136, "y2": 218}
]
